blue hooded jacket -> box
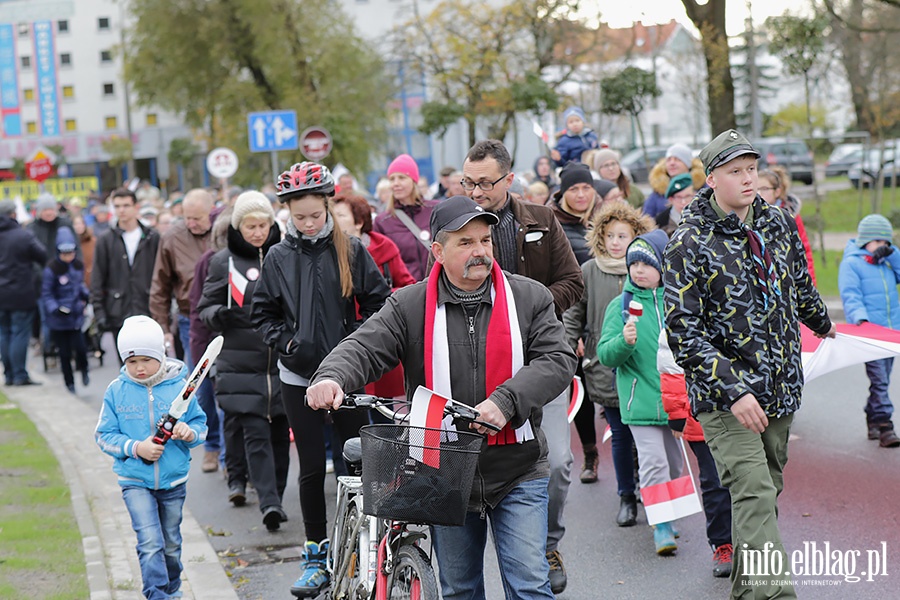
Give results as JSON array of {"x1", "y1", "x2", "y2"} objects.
[
  {"x1": 41, "y1": 226, "x2": 90, "y2": 330},
  {"x1": 839, "y1": 240, "x2": 900, "y2": 328},
  {"x1": 94, "y1": 359, "x2": 208, "y2": 490}
]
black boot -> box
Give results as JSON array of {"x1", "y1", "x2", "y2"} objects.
[{"x1": 617, "y1": 493, "x2": 638, "y2": 527}]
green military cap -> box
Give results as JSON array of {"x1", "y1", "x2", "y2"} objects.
[{"x1": 699, "y1": 129, "x2": 760, "y2": 174}]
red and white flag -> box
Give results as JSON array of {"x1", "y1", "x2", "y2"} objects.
[
  {"x1": 228, "y1": 256, "x2": 249, "y2": 308},
  {"x1": 801, "y1": 322, "x2": 900, "y2": 383},
  {"x1": 601, "y1": 424, "x2": 612, "y2": 443},
  {"x1": 408, "y1": 385, "x2": 453, "y2": 468},
  {"x1": 567, "y1": 376, "x2": 584, "y2": 423},
  {"x1": 640, "y1": 440, "x2": 702, "y2": 525},
  {"x1": 532, "y1": 120, "x2": 554, "y2": 149}
]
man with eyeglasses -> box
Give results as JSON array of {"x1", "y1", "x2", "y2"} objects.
[{"x1": 461, "y1": 139, "x2": 583, "y2": 594}]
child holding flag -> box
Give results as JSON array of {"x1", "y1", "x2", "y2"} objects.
[
  {"x1": 597, "y1": 229, "x2": 685, "y2": 556},
  {"x1": 94, "y1": 316, "x2": 207, "y2": 600}
]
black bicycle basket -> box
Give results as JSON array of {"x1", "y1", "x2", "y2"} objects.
[{"x1": 359, "y1": 424, "x2": 483, "y2": 526}]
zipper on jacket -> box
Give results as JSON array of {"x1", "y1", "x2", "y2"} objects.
[
  {"x1": 148, "y1": 388, "x2": 160, "y2": 488},
  {"x1": 266, "y1": 347, "x2": 273, "y2": 422},
  {"x1": 626, "y1": 378, "x2": 637, "y2": 412},
  {"x1": 881, "y1": 268, "x2": 893, "y2": 328}
]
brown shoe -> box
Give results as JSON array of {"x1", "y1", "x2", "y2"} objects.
[
  {"x1": 201, "y1": 450, "x2": 219, "y2": 472},
  {"x1": 879, "y1": 425, "x2": 900, "y2": 448}
]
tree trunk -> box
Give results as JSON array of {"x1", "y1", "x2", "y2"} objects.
[
  {"x1": 828, "y1": 0, "x2": 875, "y2": 134},
  {"x1": 681, "y1": 0, "x2": 736, "y2": 134}
]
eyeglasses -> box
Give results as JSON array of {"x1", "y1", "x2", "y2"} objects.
[
  {"x1": 758, "y1": 186, "x2": 775, "y2": 192},
  {"x1": 460, "y1": 173, "x2": 508, "y2": 192}
]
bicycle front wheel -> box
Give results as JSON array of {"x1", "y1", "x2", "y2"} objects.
[{"x1": 386, "y1": 545, "x2": 439, "y2": 600}]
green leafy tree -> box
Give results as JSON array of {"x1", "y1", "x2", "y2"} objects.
[
  {"x1": 101, "y1": 136, "x2": 134, "y2": 186},
  {"x1": 600, "y1": 67, "x2": 661, "y2": 168},
  {"x1": 766, "y1": 11, "x2": 830, "y2": 258},
  {"x1": 397, "y1": 0, "x2": 588, "y2": 157},
  {"x1": 125, "y1": 0, "x2": 392, "y2": 184},
  {"x1": 764, "y1": 103, "x2": 831, "y2": 137}
]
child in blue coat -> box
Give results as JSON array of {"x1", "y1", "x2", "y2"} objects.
[
  {"x1": 40, "y1": 226, "x2": 90, "y2": 393},
  {"x1": 839, "y1": 214, "x2": 900, "y2": 447},
  {"x1": 551, "y1": 106, "x2": 599, "y2": 168},
  {"x1": 95, "y1": 316, "x2": 208, "y2": 600}
]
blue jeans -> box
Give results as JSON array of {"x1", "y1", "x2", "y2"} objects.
[
  {"x1": 176, "y1": 314, "x2": 191, "y2": 368},
  {"x1": 122, "y1": 484, "x2": 187, "y2": 600},
  {"x1": 0, "y1": 309, "x2": 35, "y2": 384},
  {"x1": 431, "y1": 477, "x2": 554, "y2": 600},
  {"x1": 605, "y1": 407, "x2": 636, "y2": 497},
  {"x1": 865, "y1": 358, "x2": 895, "y2": 424},
  {"x1": 689, "y1": 440, "x2": 732, "y2": 549}
]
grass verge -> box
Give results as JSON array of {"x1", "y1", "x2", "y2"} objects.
[{"x1": 0, "y1": 392, "x2": 88, "y2": 600}]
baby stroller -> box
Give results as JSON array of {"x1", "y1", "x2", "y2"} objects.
[{"x1": 81, "y1": 304, "x2": 105, "y2": 366}]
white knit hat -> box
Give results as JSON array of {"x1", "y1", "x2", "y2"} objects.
[
  {"x1": 117, "y1": 316, "x2": 166, "y2": 363},
  {"x1": 231, "y1": 191, "x2": 275, "y2": 229}
]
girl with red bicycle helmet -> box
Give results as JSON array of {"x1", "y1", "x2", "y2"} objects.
[{"x1": 252, "y1": 160, "x2": 390, "y2": 597}]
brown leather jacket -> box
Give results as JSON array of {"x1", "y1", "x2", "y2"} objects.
[
  {"x1": 150, "y1": 221, "x2": 210, "y2": 324},
  {"x1": 506, "y1": 196, "x2": 584, "y2": 316}
]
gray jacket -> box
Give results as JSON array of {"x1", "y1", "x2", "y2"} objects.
[
  {"x1": 562, "y1": 259, "x2": 626, "y2": 408},
  {"x1": 312, "y1": 271, "x2": 576, "y2": 511}
]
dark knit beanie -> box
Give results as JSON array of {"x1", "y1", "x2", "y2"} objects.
[{"x1": 558, "y1": 162, "x2": 594, "y2": 197}]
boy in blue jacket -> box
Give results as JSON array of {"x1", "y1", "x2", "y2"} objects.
[
  {"x1": 95, "y1": 315, "x2": 208, "y2": 600},
  {"x1": 839, "y1": 214, "x2": 900, "y2": 448},
  {"x1": 551, "y1": 106, "x2": 599, "y2": 168},
  {"x1": 41, "y1": 226, "x2": 90, "y2": 393}
]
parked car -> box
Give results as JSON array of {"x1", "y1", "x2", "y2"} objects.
[
  {"x1": 753, "y1": 137, "x2": 815, "y2": 185},
  {"x1": 619, "y1": 146, "x2": 670, "y2": 183},
  {"x1": 825, "y1": 144, "x2": 864, "y2": 178},
  {"x1": 848, "y1": 148, "x2": 898, "y2": 188}
]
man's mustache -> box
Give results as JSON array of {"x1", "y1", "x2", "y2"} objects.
[{"x1": 463, "y1": 256, "x2": 492, "y2": 276}]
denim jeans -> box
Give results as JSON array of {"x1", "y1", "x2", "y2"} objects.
[
  {"x1": 865, "y1": 358, "x2": 895, "y2": 424},
  {"x1": 122, "y1": 484, "x2": 187, "y2": 600},
  {"x1": 431, "y1": 477, "x2": 554, "y2": 600},
  {"x1": 176, "y1": 314, "x2": 191, "y2": 368},
  {"x1": 605, "y1": 407, "x2": 637, "y2": 497},
  {"x1": 0, "y1": 309, "x2": 35, "y2": 384}
]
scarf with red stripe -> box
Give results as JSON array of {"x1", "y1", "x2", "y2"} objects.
[{"x1": 424, "y1": 260, "x2": 534, "y2": 445}]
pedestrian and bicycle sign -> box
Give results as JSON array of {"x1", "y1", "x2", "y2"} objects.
[{"x1": 248, "y1": 110, "x2": 299, "y2": 153}]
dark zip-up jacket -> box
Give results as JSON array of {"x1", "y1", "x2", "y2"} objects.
[
  {"x1": 663, "y1": 188, "x2": 832, "y2": 418},
  {"x1": 0, "y1": 215, "x2": 47, "y2": 310},
  {"x1": 251, "y1": 230, "x2": 390, "y2": 379},
  {"x1": 198, "y1": 225, "x2": 284, "y2": 417},
  {"x1": 310, "y1": 272, "x2": 577, "y2": 511},
  {"x1": 41, "y1": 257, "x2": 90, "y2": 331},
  {"x1": 90, "y1": 223, "x2": 160, "y2": 331}
]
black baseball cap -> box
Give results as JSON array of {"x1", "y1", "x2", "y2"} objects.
[
  {"x1": 700, "y1": 129, "x2": 760, "y2": 174},
  {"x1": 430, "y1": 195, "x2": 499, "y2": 238}
]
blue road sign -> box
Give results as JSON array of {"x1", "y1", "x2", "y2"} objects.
[{"x1": 248, "y1": 110, "x2": 299, "y2": 153}]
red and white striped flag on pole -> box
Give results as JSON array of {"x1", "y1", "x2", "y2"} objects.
[
  {"x1": 408, "y1": 385, "x2": 452, "y2": 468},
  {"x1": 567, "y1": 376, "x2": 584, "y2": 423},
  {"x1": 228, "y1": 256, "x2": 249, "y2": 308},
  {"x1": 640, "y1": 440, "x2": 702, "y2": 525}
]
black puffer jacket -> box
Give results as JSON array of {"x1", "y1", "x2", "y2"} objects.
[
  {"x1": 251, "y1": 223, "x2": 390, "y2": 379},
  {"x1": 664, "y1": 188, "x2": 832, "y2": 418},
  {"x1": 0, "y1": 215, "x2": 47, "y2": 310},
  {"x1": 198, "y1": 225, "x2": 283, "y2": 417},
  {"x1": 89, "y1": 223, "x2": 160, "y2": 331}
]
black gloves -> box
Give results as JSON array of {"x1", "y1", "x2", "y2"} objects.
[{"x1": 872, "y1": 245, "x2": 893, "y2": 261}]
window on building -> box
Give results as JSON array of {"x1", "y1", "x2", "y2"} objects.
[
  {"x1": 62, "y1": 85, "x2": 74, "y2": 99},
  {"x1": 100, "y1": 50, "x2": 112, "y2": 63},
  {"x1": 105, "y1": 116, "x2": 117, "y2": 130},
  {"x1": 17, "y1": 23, "x2": 28, "y2": 37},
  {"x1": 23, "y1": 88, "x2": 34, "y2": 102},
  {"x1": 58, "y1": 20, "x2": 69, "y2": 33},
  {"x1": 98, "y1": 17, "x2": 110, "y2": 30},
  {"x1": 146, "y1": 113, "x2": 158, "y2": 127},
  {"x1": 60, "y1": 53, "x2": 71, "y2": 67},
  {"x1": 103, "y1": 83, "x2": 115, "y2": 96},
  {"x1": 65, "y1": 119, "x2": 76, "y2": 132},
  {"x1": 20, "y1": 56, "x2": 30, "y2": 69},
  {"x1": 26, "y1": 121, "x2": 36, "y2": 134}
]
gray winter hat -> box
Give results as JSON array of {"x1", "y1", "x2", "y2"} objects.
[
  {"x1": 34, "y1": 193, "x2": 58, "y2": 213},
  {"x1": 0, "y1": 199, "x2": 15, "y2": 216}
]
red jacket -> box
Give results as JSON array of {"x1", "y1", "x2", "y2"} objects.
[
  {"x1": 366, "y1": 231, "x2": 416, "y2": 289},
  {"x1": 657, "y1": 331, "x2": 705, "y2": 442}
]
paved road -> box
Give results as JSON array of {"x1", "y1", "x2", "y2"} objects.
[{"x1": 62, "y1": 329, "x2": 900, "y2": 599}]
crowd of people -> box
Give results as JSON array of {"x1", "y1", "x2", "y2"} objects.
[{"x1": 0, "y1": 110, "x2": 896, "y2": 600}]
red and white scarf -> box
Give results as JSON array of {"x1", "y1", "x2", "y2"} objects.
[{"x1": 424, "y1": 261, "x2": 534, "y2": 445}]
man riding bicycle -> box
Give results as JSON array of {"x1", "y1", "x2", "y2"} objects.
[{"x1": 307, "y1": 195, "x2": 577, "y2": 600}]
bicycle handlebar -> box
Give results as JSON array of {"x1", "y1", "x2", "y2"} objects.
[{"x1": 340, "y1": 393, "x2": 502, "y2": 433}]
